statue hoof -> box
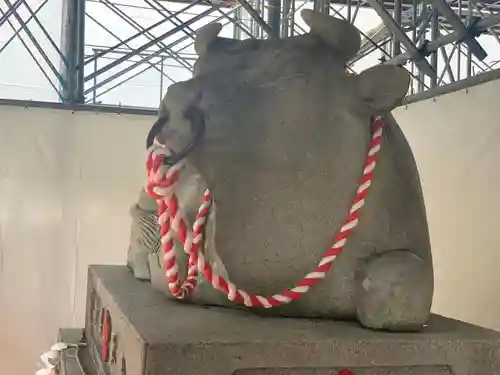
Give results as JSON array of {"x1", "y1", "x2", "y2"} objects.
[
  {"x1": 356, "y1": 250, "x2": 433, "y2": 332},
  {"x1": 127, "y1": 248, "x2": 152, "y2": 280}
]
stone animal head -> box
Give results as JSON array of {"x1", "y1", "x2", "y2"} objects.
[
  {"x1": 158, "y1": 9, "x2": 411, "y2": 174},
  {"x1": 153, "y1": 10, "x2": 413, "y2": 280}
]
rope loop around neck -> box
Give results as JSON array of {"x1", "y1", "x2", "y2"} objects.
[{"x1": 145, "y1": 116, "x2": 385, "y2": 308}]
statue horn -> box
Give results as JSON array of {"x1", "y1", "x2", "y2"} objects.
[
  {"x1": 301, "y1": 9, "x2": 361, "y2": 61},
  {"x1": 195, "y1": 23, "x2": 223, "y2": 55}
]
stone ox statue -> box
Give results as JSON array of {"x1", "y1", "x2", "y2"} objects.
[{"x1": 128, "y1": 9, "x2": 434, "y2": 332}]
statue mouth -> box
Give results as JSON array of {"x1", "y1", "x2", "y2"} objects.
[{"x1": 146, "y1": 106, "x2": 206, "y2": 166}]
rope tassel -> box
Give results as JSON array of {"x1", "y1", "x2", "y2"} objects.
[{"x1": 145, "y1": 117, "x2": 385, "y2": 308}]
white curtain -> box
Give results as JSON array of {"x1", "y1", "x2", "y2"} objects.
[
  {"x1": 0, "y1": 106, "x2": 152, "y2": 373},
  {"x1": 394, "y1": 78, "x2": 500, "y2": 331}
]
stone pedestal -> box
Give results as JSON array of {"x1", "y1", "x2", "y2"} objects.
[
  {"x1": 82, "y1": 265, "x2": 500, "y2": 375},
  {"x1": 57, "y1": 328, "x2": 93, "y2": 375}
]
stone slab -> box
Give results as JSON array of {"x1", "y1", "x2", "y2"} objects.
[
  {"x1": 85, "y1": 265, "x2": 500, "y2": 375},
  {"x1": 58, "y1": 328, "x2": 96, "y2": 375}
]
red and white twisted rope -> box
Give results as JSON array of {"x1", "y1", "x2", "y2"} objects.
[{"x1": 145, "y1": 117, "x2": 385, "y2": 308}]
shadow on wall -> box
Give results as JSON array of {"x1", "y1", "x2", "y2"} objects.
[
  {"x1": 0, "y1": 106, "x2": 153, "y2": 374},
  {"x1": 394, "y1": 79, "x2": 500, "y2": 331}
]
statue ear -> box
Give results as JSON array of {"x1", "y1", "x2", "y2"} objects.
[
  {"x1": 301, "y1": 9, "x2": 361, "y2": 62},
  {"x1": 354, "y1": 65, "x2": 410, "y2": 112},
  {"x1": 195, "y1": 23, "x2": 223, "y2": 55}
]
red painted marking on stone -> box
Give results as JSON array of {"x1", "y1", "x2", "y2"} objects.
[{"x1": 101, "y1": 309, "x2": 111, "y2": 362}]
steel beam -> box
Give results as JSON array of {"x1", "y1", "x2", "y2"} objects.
[
  {"x1": 393, "y1": 0, "x2": 402, "y2": 56},
  {"x1": 352, "y1": 0, "x2": 364, "y2": 23},
  {"x1": 88, "y1": 15, "x2": 240, "y2": 102},
  {"x1": 147, "y1": 0, "x2": 197, "y2": 40},
  {"x1": 60, "y1": 0, "x2": 86, "y2": 103},
  {"x1": 84, "y1": 9, "x2": 243, "y2": 98},
  {"x1": 200, "y1": 0, "x2": 254, "y2": 39},
  {"x1": 385, "y1": 12, "x2": 500, "y2": 66},
  {"x1": 289, "y1": 0, "x2": 297, "y2": 36},
  {"x1": 268, "y1": 0, "x2": 281, "y2": 36},
  {"x1": 438, "y1": 36, "x2": 456, "y2": 84},
  {"x1": 457, "y1": 0, "x2": 463, "y2": 80},
  {"x1": 88, "y1": 56, "x2": 176, "y2": 104},
  {"x1": 0, "y1": 0, "x2": 24, "y2": 30},
  {"x1": 467, "y1": 0, "x2": 473, "y2": 77},
  {"x1": 76, "y1": 0, "x2": 85, "y2": 100},
  {"x1": 314, "y1": 0, "x2": 330, "y2": 14},
  {"x1": 84, "y1": 13, "x2": 181, "y2": 88},
  {"x1": 281, "y1": 0, "x2": 291, "y2": 37},
  {"x1": 172, "y1": 12, "x2": 239, "y2": 54},
  {"x1": 4, "y1": 0, "x2": 65, "y2": 86},
  {"x1": 85, "y1": 6, "x2": 214, "y2": 83},
  {"x1": 430, "y1": 6, "x2": 439, "y2": 87},
  {"x1": 330, "y1": 5, "x2": 399, "y2": 65},
  {"x1": 471, "y1": 0, "x2": 500, "y2": 47},
  {"x1": 0, "y1": 7, "x2": 61, "y2": 98},
  {"x1": 432, "y1": 0, "x2": 487, "y2": 60},
  {"x1": 84, "y1": 0, "x2": 201, "y2": 67},
  {"x1": 23, "y1": 1, "x2": 68, "y2": 66},
  {"x1": 99, "y1": 0, "x2": 192, "y2": 71},
  {"x1": 0, "y1": 0, "x2": 48, "y2": 56},
  {"x1": 365, "y1": 0, "x2": 436, "y2": 77},
  {"x1": 234, "y1": 0, "x2": 275, "y2": 37}
]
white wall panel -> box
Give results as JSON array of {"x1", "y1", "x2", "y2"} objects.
[
  {"x1": 0, "y1": 106, "x2": 153, "y2": 374},
  {"x1": 1, "y1": 78, "x2": 500, "y2": 372},
  {"x1": 394, "y1": 79, "x2": 500, "y2": 331}
]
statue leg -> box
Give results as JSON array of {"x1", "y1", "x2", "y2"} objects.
[
  {"x1": 356, "y1": 250, "x2": 433, "y2": 331},
  {"x1": 127, "y1": 242, "x2": 151, "y2": 280},
  {"x1": 127, "y1": 190, "x2": 162, "y2": 281}
]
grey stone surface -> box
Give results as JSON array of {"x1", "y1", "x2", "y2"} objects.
[
  {"x1": 85, "y1": 265, "x2": 500, "y2": 375},
  {"x1": 58, "y1": 328, "x2": 96, "y2": 375},
  {"x1": 128, "y1": 9, "x2": 434, "y2": 331}
]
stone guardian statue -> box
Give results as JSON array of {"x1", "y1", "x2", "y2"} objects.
[{"x1": 128, "y1": 9, "x2": 434, "y2": 332}]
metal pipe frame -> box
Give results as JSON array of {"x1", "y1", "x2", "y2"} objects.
[
  {"x1": 0, "y1": 0, "x2": 25, "y2": 29},
  {"x1": 235, "y1": 0, "x2": 276, "y2": 37},
  {"x1": 0, "y1": 6, "x2": 62, "y2": 98},
  {"x1": 146, "y1": 0, "x2": 197, "y2": 40},
  {"x1": 60, "y1": 0, "x2": 86, "y2": 102},
  {"x1": 84, "y1": 13, "x2": 181, "y2": 81},
  {"x1": 83, "y1": 0, "x2": 203, "y2": 66},
  {"x1": 98, "y1": 0, "x2": 193, "y2": 71},
  {"x1": 1, "y1": 0, "x2": 500, "y2": 106},
  {"x1": 84, "y1": 6, "x2": 217, "y2": 86},
  {"x1": 385, "y1": 11, "x2": 500, "y2": 66},
  {"x1": 83, "y1": 6, "x2": 241, "y2": 97},
  {"x1": 433, "y1": 0, "x2": 487, "y2": 60},
  {"x1": 0, "y1": 0, "x2": 48, "y2": 55},
  {"x1": 365, "y1": 0, "x2": 436, "y2": 77},
  {"x1": 2, "y1": 0, "x2": 66, "y2": 86}
]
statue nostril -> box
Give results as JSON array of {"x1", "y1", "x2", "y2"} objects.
[{"x1": 146, "y1": 104, "x2": 206, "y2": 167}]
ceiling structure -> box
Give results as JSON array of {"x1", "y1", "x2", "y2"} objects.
[{"x1": 0, "y1": 0, "x2": 499, "y2": 107}]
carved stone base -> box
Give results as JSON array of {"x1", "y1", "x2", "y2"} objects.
[
  {"x1": 57, "y1": 328, "x2": 95, "y2": 375},
  {"x1": 84, "y1": 265, "x2": 500, "y2": 375}
]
